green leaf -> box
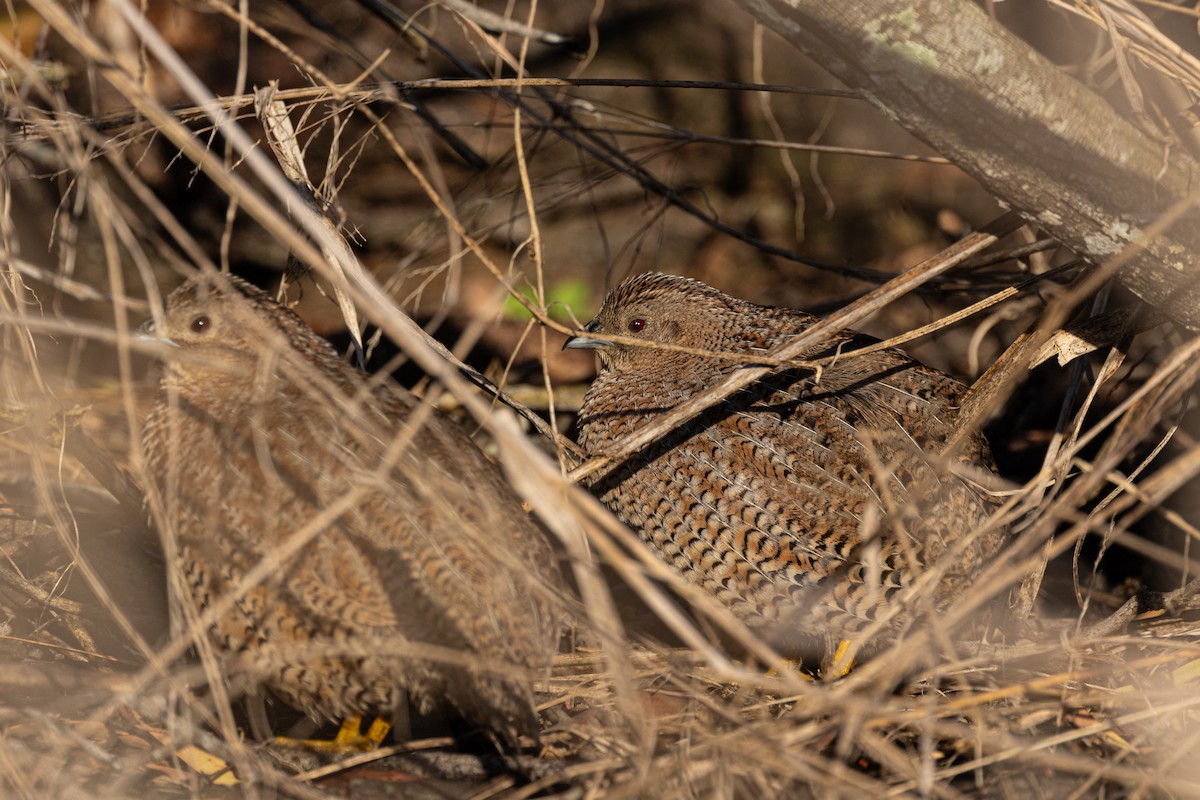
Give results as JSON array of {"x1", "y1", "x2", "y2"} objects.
[{"x1": 502, "y1": 278, "x2": 592, "y2": 323}]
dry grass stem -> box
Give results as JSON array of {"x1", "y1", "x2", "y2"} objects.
[{"x1": 2, "y1": 0, "x2": 1199, "y2": 797}]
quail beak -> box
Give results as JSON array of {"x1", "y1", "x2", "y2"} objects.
[
  {"x1": 135, "y1": 317, "x2": 178, "y2": 347},
  {"x1": 562, "y1": 320, "x2": 611, "y2": 351}
]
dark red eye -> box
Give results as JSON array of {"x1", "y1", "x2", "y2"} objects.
[
  {"x1": 190, "y1": 315, "x2": 211, "y2": 333},
  {"x1": 628, "y1": 318, "x2": 646, "y2": 333}
]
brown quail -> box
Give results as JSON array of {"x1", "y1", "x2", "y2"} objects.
[
  {"x1": 565, "y1": 272, "x2": 1005, "y2": 658},
  {"x1": 141, "y1": 273, "x2": 562, "y2": 747}
]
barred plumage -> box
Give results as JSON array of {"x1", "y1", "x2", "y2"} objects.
[
  {"x1": 142, "y1": 273, "x2": 561, "y2": 746},
  {"x1": 566, "y1": 272, "x2": 1004, "y2": 657}
]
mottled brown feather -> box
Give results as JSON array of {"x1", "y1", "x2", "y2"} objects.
[
  {"x1": 569, "y1": 272, "x2": 1005, "y2": 656},
  {"x1": 141, "y1": 273, "x2": 562, "y2": 746}
]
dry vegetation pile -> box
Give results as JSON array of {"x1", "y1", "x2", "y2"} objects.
[{"x1": 1, "y1": 0, "x2": 1199, "y2": 797}]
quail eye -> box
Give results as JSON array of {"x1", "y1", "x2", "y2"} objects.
[
  {"x1": 627, "y1": 318, "x2": 646, "y2": 333},
  {"x1": 190, "y1": 315, "x2": 211, "y2": 334}
]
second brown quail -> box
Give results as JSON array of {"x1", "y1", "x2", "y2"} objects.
[
  {"x1": 141, "y1": 273, "x2": 562, "y2": 748},
  {"x1": 565, "y1": 272, "x2": 1005, "y2": 659}
]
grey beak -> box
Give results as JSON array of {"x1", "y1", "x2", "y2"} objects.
[
  {"x1": 135, "y1": 316, "x2": 178, "y2": 347},
  {"x1": 563, "y1": 320, "x2": 611, "y2": 351},
  {"x1": 562, "y1": 334, "x2": 611, "y2": 351}
]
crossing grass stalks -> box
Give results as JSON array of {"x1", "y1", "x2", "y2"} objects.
[{"x1": 1, "y1": 1, "x2": 1199, "y2": 797}]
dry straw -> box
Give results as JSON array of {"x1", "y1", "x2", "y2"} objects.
[{"x1": 1, "y1": 0, "x2": 1199, "y2": 797}]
